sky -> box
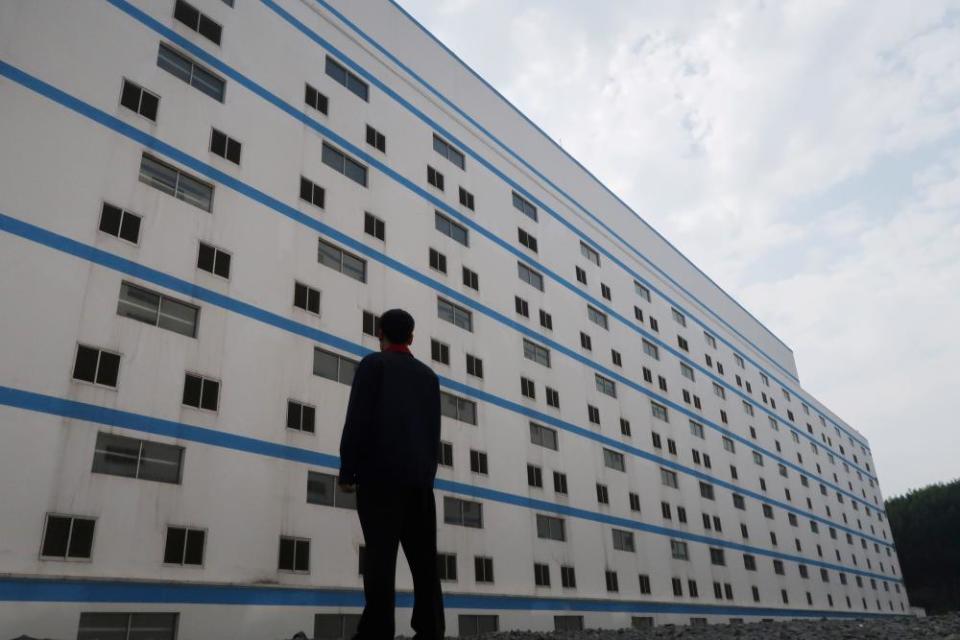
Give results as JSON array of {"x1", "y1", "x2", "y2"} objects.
[{"x1": 396, "y1": 0, "x2": 960, "y2": 498}]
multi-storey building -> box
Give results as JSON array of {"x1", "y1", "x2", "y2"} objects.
[{"x1": 0, "y1": 1, "x2": 909, "y2": 637}]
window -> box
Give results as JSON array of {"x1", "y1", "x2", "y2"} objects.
[
  {"x1": 440, "y1": 392, "x2": 477, "y2": 425},
  {"x1": 670, "y1": 540, "x2": 689, "y2": 560},
  {"x1": 518, "y1": 262, "x2": 544, "y2": 291},
  {"x1": 667, "y1": 438, "x2": 677, "y2": 454},
  {"x1": 438, "y1": 298, "x2": 472, "y2": 331},
  {"x1": 699, "y1": 482, "x2": 715, "y2": 500},
  {"x1": 444, "y1": 497, "x2": 483, "y2": 528},
  {"x1": 605, "y1": 570, "x2": 619, "y2": 592},
  {"x1": 319, "y1": 238, "x2": 366, "y2": 282},
  {"x1": 704, "y1": 332, "x2": 717, "y2": 348},
  {"x1": 286, "y1": 400, "x2": 316, "y2": 434},
  {"x1": 157, "y1": 43, "x2": 225, "y2": 101},
  {"x1": 689, "y1": 420, "x2": 705, "y2": 439},
  {"x1": 661, "y1": 502, "x2": 671, "y2": 519},
  {"x1": 365, "y1": 125, "x2": 386, "y2": 152},
  {"x1": 278, "y1": 536, "x2": 310, "y2": 572},
  {"x1": 773, "y1": 559, "x2": 785, "y2": 575},
  {"x1": 435, "y1": 211, "x2": 469, "y2": 246},
  {"x1": 733, "y1": 493, "x2": 745, "y2": 510},
  {"x1": 611, "y1": 350, "x2": 622, "y2": 366},
  {"x1": 672, "y1": 308, "x2": 686, "y2": 326},
  {"x1": 460, "y1": 267, "x2": 480, "y2": 291},
  {"x1": 313, "y1": 348, "x2": 358, "y2": 386},
  {"x1": 561, "y1": 565, "x2": 576, "y2": 588},
  {"x1": 470, "y1": 450, "x2": 488, "y2": 475},
  {"x1": 294, "y1": 282, "x2": 321, "y2": 315},
  {"x1": 677, "y1": 335, "x2": 689, "y2": 351},
  {"x1": 672, "y1": 578, "x2": 683, "y2": 597},
  {"x1": 595, "y1": 374, "x2": 616, "y2": 398},
  {"x1": 518, "y1": 227, "x2": 538, "y2": 252},
  {"x1": 545, "y1": 387, "x2": 560, "y2": 408},
  {"x1": 639, "y1": 574, "x2": 652, "y2": 594},
  {"x1": 140, "y1": 153, "x2": 213, "y2": 212},
  {"x1": 530, "y1": 422, "x2": 558, "y2": 450},
  {"x1": 580, "y1": 332, "x2": 592, "y2": 350},
  {"x1": 119, "y1": 79, "x2": 159, "y2": 121},
  {"x1": 620, "y1": 418, "x2": 631, "y2": 436},
  {"x1": 209, "y1": 128, "x2": 241, "y2": 164},
  {"x1": 322, "y1": 142, "x2": 367, "y2": 187},
  {"x1": 433, "y1": 134, "x2": 465, "y2": 169},
  {"x1": 522, "y1": 339, "x2": 551, "y2": 367},
  {"x1": 734, "y1": 353, "x2": 745, "y2": 368},
  {"x1": 163, "y1": 526, "x2": 205, "y2": 566},
  {"x1": 427, "y1": 165, "x2": 444, "y2": 190},
  {"x1": 650, "y1": 316, "x2": 660, "y2": 330},
  {"x1": 603, "y1": 448, "x2": 625, "y2": 471},
  {"x1": 580, "y1": 242, "x2": 600, "y2": 266},
  {"x1": 575, "y1": 266, "x2": 587, "y2": 284},
  {"x1": 438, "y1": 441, "x2": 453, "y2": 467},
  {"x1": 612, "y1": 529, "x2": 635, "y2": 552},
  {"x1": 173, "y1": 0, "x2": 222, "y2": 44},
  {"x1": 651, "y1": 401, "x2": 669, "y2": 422},
  {"x1": 459, "y1": 353, "x2": 482, "y2": 379},
  {"x1": 553, "y1": 471, "x2": 568, "y2": 494},
  {"x1": 587, "y1": 305, "x2": 608, "y2": 329},
  {"x1": 642, "y1": 339, "x2": 659, "y2": 360},
  {"x1": 325, "y1": 56, "x2": 368, "y2": 101},
  {"x1": 363, "y1": 212, "x2": 385, "y2": 241},
  {"x1": 520, "y1": 377, "x2": 536, "y2": 400},
  {"x1": 182, "y1": 372, "x2": 220, "y2": 411},
  {"x1": 601, "y1": 283, "x2": 612, "y2": 300},
  {"x1": 680, "y1": 363, "x2": 695, "y2": 382},
  {"x1": 743, "y1": 554, "x2": 757, "y2": 571},
  {"x1": 78, "y1": 613, "x2": 178, "y2": 640},
  {"x1": 304, "y1": 83, "x2": 328, "y2": 114},
  {"x1": 710, "y1": 548, "x2": 725, "y2": 566},
  {"x1": 300, "y1": 176, "x2": 325, "y2": 208},
  {"x1": 458, "y1": 187, "x2": 475, "y2": 210},
  {"x1": 99, "y1": 202, "x2": 143, "y2": 245},
  {"x1": 428, "y1": 248, "x2": 447, "y2": 274},
  {"x1": 459, "y1": 614, "x2": 498, "y2": 635},
  {"x1": 515, "y1": 296, "x2": 530, "y2": 317},
  {"x1": 753, "y1": 451, "x2": 764, "y2": 466},
  {"x1": 534, "y1": 562, "x2": 551, "y2": 587},
  {"x1": 661, "y1": 468, "x2": 679, "y2": 488},
  {"x1": 197, "y1": 242, "x2": 231, "y2": 278},
  {"x1": 587, "y1": 404, "x2": 600, "y2": 424},
  {"x1": 92, "y1": 432, "x2": 183, "y2": 484},
  {"x1": 72, "y1": 345, "x2": 120, "y2": 388},
  {"x1": 713, "y1": 382, "x2": 726, "y2": 399},
  {"x1": 526, "y1": 464, "x2": 543, "y2": 488},
  {"x1": 536, "y1": 514, "x2": 565, "y2": 541},
  {"x1": 629, "y1": 492, "x2": 641, "y2": 511},
  {"x1": 437, "y1": 553, "x2": 457, "y2": 581},
  {"x1": 41, "y1": 514, "x2": 95, "y2": 559},
  {"x1": 430, "y1": 339, "x2": 450, "y2": 365},
  {"x1": 512, "y1": 191, "x2": 537, "y2": 221},
  {"x1": 635, "y1": 281, "x2": 651, "y2": 301},
  {"x1": 743, "y1": 401, "x2": 755, "y2": 416}
]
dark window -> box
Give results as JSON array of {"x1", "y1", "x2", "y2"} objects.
[
  {"x1": 444, "y1": 497, "x2": 483, "y2": 528},
  {"x1": 322, "y1": 142, "x2": 367, "y2": 187},
  {"x1": 458, "y1": 187, "x2": 475, "y2": 210},
  {"x1": 561, "y1": 565, "x2": 576, "y2": 588},
  {"x1": 437, "y1": 553, "x2": 457, "y2": 581},
  {"x1": 534, "y1": 562, "x2": 551, "y2": 587},
  {"x1": 606, "y1": 570, "x2": 619, "y2": 592},
  {"x1": 545, "y1": 387, "x2": 560, "y2": 408},
  {"x1": 438, "y1": 441, "x2": 453, "y2": 467},
  {"x1": 173, "y1": 0, "x2": 222, "y2": 44},
  {"x1": 306, "y1": 471, "x2": 357, "y2": 509},
  {"x1": 520, "y1": 376, "x2": 536, "y2": 399},
  {"x1": 518, "y1": 228, "x2": 538, "y2": 252},
  {"x1": 431, "y1": 339, "x2": 450, "y2": 365},
  {"x1": 300, "y1": 176, "x2": 325, "y2": 208},
  {"x1": 365, "y1": 125, "x2": 386, "y2": 152},
  {"x1": 438, "y1": 297, "x2": 473, "y2": 331},
  {"x1": 515, "y1": 296, "x2": 530, "y2": 318},
  {"x1": 92, "y1": 431, "x2": 183, "y2": 484},
  {"x1": 427, "y1": 165, "x2": 445, "y2": 191},
  {"x1": 294, "y1": 282, "x2": 321, "y2": 315},
  {"x1": 78, "y1": 613, "x2": 178, "y2": 639},
  {"x1": 157, "y1": 43, "x2": 224, "y2": 102},
  {"x1": 119, "y1": 79, "x2": 159, "y2": 121},
  {"x1": 462, "y1": 267, "x2": 479, "y2": 291},
  {"x1": 601, "y1": 283, "x2": 612, "y2": 300},
  {"x1": 470, "y1": 450, "x2": 488, "y2": 475},
  {"x1": 73, "y1": 345, "x2": 121, "y2": 388},
  {"x1": 313, "y1": 348, "x2": 359, "y2": 386},
  {"x1": 197, "y1": 242, "x2": 231, "y2": 278},
  {"x1": 325, "y1": 56, "x2": 368, "y2": 101},
  {"x1": 163, "y1": 526, "x2": 205, "y2": 565},
  {"x1": 459, "y1": 613, "x2": 498, "y2": 635},
  {"x1": 429, "y1": 248, "x2": 447, "y2": 274},
  {"x1": 539, "y1": 309, "x2": 553, "y2": 330},
  {"x1": 530, "y1": 422, "x2": 558, "y2": 450},
  {"x1": 182, "y1": 372, "x2": 219, "y2": 411},
  {"x1": 41, "y1": 514, "x2": 95, "y2": 559},
  {"x1": 278, "y1": 536, "x2": 310, "y2": 572},
  {"x1": 433, "y1": 134, "x2": 466, "y2": 169},
  {"x1": 575, "y1": 266, "x2": 587, "y2": 284},
  {"x1": 512, "y1": 191, "x2": 537, "y2": 221},
  {"x1": 319, "y1": 238, "x2": 366, "y2": 282},
  {"x1": 98, "y1": 202, "x2": 142, "y2": 244},
  {"x1": 140, "y1": 153, "x2": 213, "y2": 212},
  {"x1": 527, "y1": 464, "x2": 543, "y2": 488},
  {"x1": 536, "y1": 514, "x2": 565, "y2": 541},
  {"x1": 364, "y1": 212, "x2": 385, "y2": 241},
  {"x1": 435, "y1": 211, "x2": 469, "y2": 245},
  {"x1": 440, "y1": 392, "x2": 477, "y2": 424},
  {"x1": 287, "y1": 400, "x2": 316, "y2": 433},
  {"x1": 466, "y1": 354, "x2": 483, "y2": 378},
  {"x1": 304, "y1": 83, "x2": 328, "y2": 114},
  {"x1": 210, "y1": 128, "x2": 241, "y2": 164},
  {"x1": 639, "y1": 574, "x2": 651, "y2": 594},
  {"x1": 553, "y1": 471, "x2": 568, "y2": 494}
]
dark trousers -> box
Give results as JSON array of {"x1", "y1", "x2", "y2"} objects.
[{"x1": 355, "y1": 483, "x2": 445, "y2": 640}]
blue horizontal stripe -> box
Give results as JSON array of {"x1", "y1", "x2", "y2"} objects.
[
  {"x1": 0, "y1": 382, "x2": 899, "y2": 584},
  {"x1": 0, "y1": 577, "x2": 902, "y2": 618},
  {"x1": 104, "y1": 0, "x2": 876, "y2": 483},
  {"x1": 0, "y1": 207, "x2": 892, "y2": 553}
]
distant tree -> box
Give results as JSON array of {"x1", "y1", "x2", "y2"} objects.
[{"x1": 886, "y1": 478, "x2": 960, "y2": 613}]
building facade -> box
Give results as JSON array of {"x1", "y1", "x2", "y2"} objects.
[{"x1": 0, "y1": 1, "x2": 909, "y2": 637}]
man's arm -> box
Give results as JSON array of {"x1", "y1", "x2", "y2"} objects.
[{"x1": 338, "y1": 356, "x2": 380, "y2": 487}]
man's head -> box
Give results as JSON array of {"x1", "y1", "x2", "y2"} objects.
[{"x1": 378, "y1": 308, "x2": 415, "y2": 349}]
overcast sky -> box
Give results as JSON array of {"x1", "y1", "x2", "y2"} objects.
[{"x1": 396, "y1": 0, "x2": 960, "y2": 498}]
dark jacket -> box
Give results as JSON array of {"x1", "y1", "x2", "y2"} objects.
[{"x1": 338, "y1": 350, "x2": 441, "y2": 488}]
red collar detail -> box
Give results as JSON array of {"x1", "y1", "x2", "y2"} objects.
[{"x1": 384, "y1": 344, "x2": 411, "y2": 354}]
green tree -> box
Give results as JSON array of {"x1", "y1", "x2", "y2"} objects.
[{"x1": 886, "y1": 478, "x2": 960, "y2": 613}]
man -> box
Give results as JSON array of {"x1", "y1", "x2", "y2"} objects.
[{"x1": 338, "y1": 308, "x2": 445, "y2": 640}]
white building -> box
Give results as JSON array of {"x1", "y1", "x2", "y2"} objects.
[{"x1": 0, "y1": 1, "x2": 910, "y2": 637}]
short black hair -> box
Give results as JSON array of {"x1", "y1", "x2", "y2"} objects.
[{"x1": 379, "y1": 308, "x2": 415, "y2": 343}]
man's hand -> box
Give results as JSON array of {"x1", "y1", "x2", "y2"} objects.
[{"x1": 338, "y1": 482, "x2": 356, "y2": 493}]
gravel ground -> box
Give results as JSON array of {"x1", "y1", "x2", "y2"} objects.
[{"x1": 437, "y1": 613, "x2": 960, "y2": 640}]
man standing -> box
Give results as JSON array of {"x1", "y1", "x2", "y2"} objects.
[{"x1": 338, "y1": 309, "x2": 445, "y2": 639}]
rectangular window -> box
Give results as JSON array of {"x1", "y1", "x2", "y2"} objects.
[
  {"x1": 313, "y1": 348, "x2": 359, "y2": 386},
  {"x1": 733, "y1": 494, "x2": 745, "y2": 510},
  {"x1": 434, "y1": 211, "x2": 469, "y2": 245},
  {"x1": 579, "y1": 241, "x2": 600, "y2": 266},
  {"x1": 469, "y1": 449, "x2": 488, "y2": 475},
  {"x1": 561, "y1": 565, "x2": 576, "y2": 588},
  {"x1": 197, "y1": 242, "x2": 231, "y2": 278},
  {"x1": 651, "y1": 401, "x2": 669, "y2": 422},
  {"x1": 429, "y1": 248, "x2": 447, "y2": 274},
  {"x1": 603, "y1": 448, "x2": 625, "y2": 471},
  {"x1": 304, "y1": 83, "x2": 328, "y2": 114},
  {"x1": 438, "y1": 297, "x2": 473, "y2": 332},
  {"x1": 518, "y1": 261, "x2": 544, "y2": 291},
  {"x1": 437, "y1": 552, "x2": 457, "y2": 581},
  {"x1": 119, "y1": 79, "x2": 159, "y2": 121},
  {"x1": 601, "y1": 283, "x2": 612, "y2": 300},
  {"x1": 635, "y1": 281, "x2": 651, "y2": 301},
  {"x1": 462, "y1": 266, "x2": 479, "y2": 291},
  {"x1": 518, "y1": 227, "x2": 538, "y2": 252},
  {"x1": 41, "y1": 514, "x2": 95, "y2": 559},
  {"x1": 642, "y1": 339, "x2": 659, "y2": 360},
  {"x1": 553, "y1": 471, "x2": 568, "y2": 494},
  {"x1": 595, "y1": 374, "x2": 616, "y2": 398},
  {"x1": 361, "y1": 310, "x2": 378, "y2": 338},
  {"x1": 629, "y1": 492, "x2": 640, "y2": 511},
  {"x1": 465, "y1": 353, "x2": 484, "y2": 378},
  {"x1": 704, "y1": 332, "x2": 717, "y2": 348},
  {"x1": 173, "y1": 0, "x2": 222, "y2": 44},
  {"x1": 580, "y1": 332, "x2": 592, "y2": 350},
  {"x1": 689, "y1": 420, "x2": 705, "y2": 439},
  {"x1": 163, "y1": 526, "x2": 205, "y2": 566},
  {"x1": 620, "y1": 418, "x2": 631, "y2": 436},
  {"x1": 545, "y1": 387, "x2": 560, "y2": 408},
  {"x1": 98, "y1": 202, "x2": 142, "y2": 244},
  {"x1": 318, "y1": 238, "x2": 366, "y2": 282},
  {"x1": 522, "y1": 339, "x2": 551, "y2": 367},
  {"x1": 431, "y1": 339, "x2": 450, "y2": 365},
  {"x1": 322, "y1": 142, "x2": 368, "y2": 187},
  {"x1": 639, "y1": 574, "x2": 651, "y2": 594},
  {"x1": 444, "y1": 496, "x2": 483, "y2": 528},
  {"x1": 459, "y1": 614, "x2": 498, "y2": 635},
  {"x1": 325, "y1": 56, "x2": 368, "y2": 101},
  {"x1": 536, "y1": 514, "x2": 565, "y2": 541},
  {"x1": 157, "y1": 43, "x2": 224, "y2": 101},
  {"x1": 140, "y1": 153, "x2": 213, "y2": 212},
  {"x1": 587, "y1": 305, "x2": 608, "y2": 329},
  {"x1": 700, "y1": 482, "x2": 715, "y2": 500},
  {"x1": 294, "y1": 282, "x2": 321, "y2": 315},
  {"x1": 575, "y1": 266, "x2": 587, "y2": 284},
  {"x1": 365, "y1": 125, "x2": 386, "y2": 152},
  {"x1": 287, "y1": 400, "x2": 316, "y2": 434},
  {"x1": 209, "y1": 128, "x2": 241, "y2": 164},
  {"x1": 512, "y1": 191, "x2": 538, "y2": 221},
  {"x1": 530, "y1": 422, "x2": 558, "y2": 450},
  {"x1": 710, "y1": 548, "x2": 725, "y2": 566},
  {"x1": 182, "y1": 372, "x2": 219, "y2": 411},
  {"x1": 440, "y1": 391, "x2": 477, "y2": 425},
  {"x1": 72, "y1": 345, "x2": 120, "y2": 388},
  {"x1": 427, "y1": 165, "x2": 445, "y2": 190},
  {"x1": 534, "y1": 562, "x2": 551, "y2": 587},
  {"x1": 78, "y1": 613, "x2": 178, "y2": 639},
  {"x1": 300, "y1": 176, "x2": 325, "y2": 209},
  {"x1": 278, "y1": 536, "x2": 310, "y2": 572},
  {"x1": 670, "y1": 540, "x2": 689, "y2": 560},
  {"x1": 438, "y1": 441, "x2": 453, "y2": 467},
  {"x1": 527, "y1": 464, "x2": 543, "y2": 488},
  {"x1": 661, "y1": 468, "x2": 679, "y2": 488},
  {"x1": 515, "y1": 296, "x2": 530, "y2": 317},
  {"x1": 611, "y1": 350, "x2": 622, "y2": 367},
  {"x1": 612, "y1": 529, "x2": 635, "y2": 552},
  {"x1": 672, "y1": 308, "x2": 686, "y2": 326},
  {"x1": 520, "y1": 376, "x2": 536, "y2": 399},
  {"x1": 458, "y1": 186, "x2": 475, "y2": 210},
  {"x1": 363, "y1": 212, "x2": 385, "y2": 241},
  {"x1": 587, "y1": 404, "x2": 600, "y2": 424},
  {"x1": 433, "y1": 134, "x2": 465, "y2": 169},
  {"x1": 605, "y1": 570, "x2": 619, "y2": 592},
  {"x1": 92, "y1": 431, "x2": 183, "y2": 484}
]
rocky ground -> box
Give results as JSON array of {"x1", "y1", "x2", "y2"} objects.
[{"x1": 436, "y1": 613, "x2": 960, "y2": 640}]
